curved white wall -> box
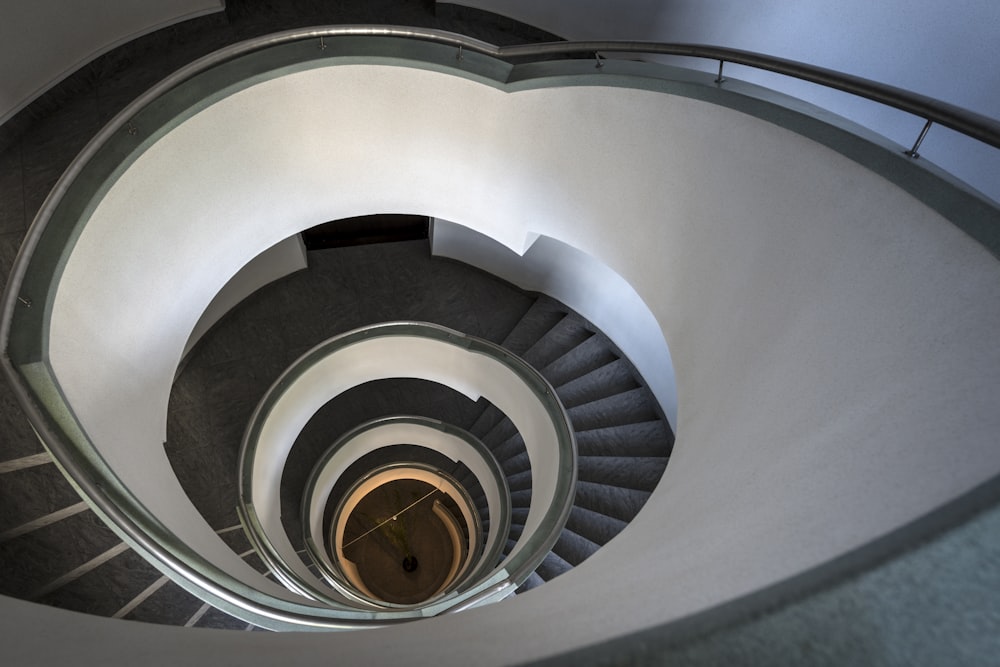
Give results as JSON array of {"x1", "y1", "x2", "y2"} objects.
[
  {"x1": 448, "y1": 0, "x2": 1000, "y2": 203},
  {"x1": 245, "y1": 332, "x2": 568, "y2": 594},
  {"x1": 40, "y1": 59, "x2": 1000, "y2": 663},
  {"x1": 0, "y1": 0, "x2": 224, "y2": 125}
]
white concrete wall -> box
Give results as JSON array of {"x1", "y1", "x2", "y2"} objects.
[
  {"x1": 0, "y1": 0, "x2": 225, "y2": 125},
  {"x1": 42, "y1": 61, "x2": 1000, "y2": 663},
  {"x1": 446, "y1": 0, "x2": 1000, "y2": 203},
  {"x1": 182, "y1": 234, "x2": 307, "y2": 359},
  {"x1": 431, "y1": 220, "x2": 677, "y2": 426}
]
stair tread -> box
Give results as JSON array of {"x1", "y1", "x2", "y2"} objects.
[
  {"x1": 36, "y1": 547, "x2": 163, "y2": 617},
  {"x1": 0, "y1": 510, "x2": 122, "y2": 599},
  {"x1": 554, "y1": 358, "x2": 638, "y2": 409},
  {"x1": 468, "y1": 401, "x2": 504, "y2": 439},
  {"x1": 517, "y1": 571, "x2": 545, "y2": 593},
  {"x1": 521, "y1": 314, "x2": 593, "y2": 370},
  {"x1": 566, "y1": 387, "x2": 659, "y2": 431},
  {"x1": 551, "y1": 526, "x2": 602, "y2": 566},
  {"x1": 0, "y1": 464, "x2": 83, "y2": 535},
  {"x1": 574, "y1": 420, "x2": 673, "y2": 458},
  {"x1": 565, "y1": 505, "x2": 629, "y2": 546},
  {"x1": 534, "y1": 549, "x2": 573, "y2": 581},
  {"x1": 577, "y1": 456, "x2": 668, "y2": 492},
  {"x1": 574, "y1": 481, "x2": 653, "y2": 523},
  {"x1": 539, "y1": 333, "x2": 618, "y2": 388},
  {"x1": 500, "y1": 296, "x2": 566, "y2": 356}
]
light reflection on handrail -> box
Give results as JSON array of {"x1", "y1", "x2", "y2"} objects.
[{"x1": 0, "y1": 25, "x2": 993, "y2": 631}]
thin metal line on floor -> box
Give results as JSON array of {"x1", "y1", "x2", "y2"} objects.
[
  {"x1": 0, "y1": 452, "x2": 52, "y2": 474},
  {"x1": 112, "y1": 575, "x2": 169, "y2": 619},
  {"x1": 216, "y1": 524, "x2": 243, "y2": 534},
  {"x1": 0, "y1": 501, "x2": 88, "y2": 542},
  {"x1": 30, "y1": 542, "x2": 130, "y2": 600},
  {"x1": 184, "y1": 602, "x2": 211, "y2": 627}
]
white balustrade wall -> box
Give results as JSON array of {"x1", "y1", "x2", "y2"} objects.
[{"x1": 23, "y1": 59, "x2": 1000, "y2": 663}]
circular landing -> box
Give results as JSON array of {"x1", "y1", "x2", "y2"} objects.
[{"x1": 342, "y1": 479, "x2": 455, "y2": 604}]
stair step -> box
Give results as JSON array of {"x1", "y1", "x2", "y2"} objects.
[
  {"x1": 577, "y1": 456, "x2": 668, "y2": 492},
  {"x1": 0, "y1": 510, "x2": 122, "y2": 599},
  {"x1": 534, "y1": 549, "x2": 573, "y2": 581},
  {"x1": 467, "y1": 401, "x2": 505, "y2": 439},
  {"x1": 493, "y1": 432, "x2": 527, "y2": 466},
  {"x1": 481, "y1": 416, "x2": 519, "y2": 451},
  {"x1": 0, "y1": 380, "x2": 45, "y2": 460},
  {"x1": 500, "y1": 297, "x2": 566, "y2": 357},
  {"x1": 195, "y1": 606, "x2": 251, "y2": 629},
  {"x1": 539, "y1": 334, "x2": 618, "y2": 388},
  {"x1": 551, "y1": 527, "x2": 602, "y2": 566},
  {"x1": 509, "y1": 488, "x2": 532, "y2": 509},
  {"x1": 501, "y1": 450, "x2": 531, "y2": 477},
  {"x1": 0, "y1": 464, "x2": 83, "y2": 535},
  {"x1": 574, "y1": 421, "x2": 673, "y2": 458},
  {"x1": 554, "y1": 358, "x2": 638, "y2": 409},
  {"x1": 36, "y1": 547, "x2": 163, "y2": 617},
  {"x1": 565, "y1": 505, "x2": 629, "y2": 546},
  {"x1": 124, "y1": 580, "x2": 206, "y2": 625},
  {"x1": 517, "y1": 571, "x2": 545, "y2": 593},
  {"x1": 566, "y1": 387, "x2": 659, "y2": 431},
  {"x1": 507, "y1": 469, "x2": 532, "y2": 493},
  {"x1": 573, "y1": 481, "x2": 653, "y2": 523},
  {"x1": 521, "y1": 314, "x2": 593, "y2": 370}
]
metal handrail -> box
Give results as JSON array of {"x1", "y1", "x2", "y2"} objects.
[
  {"x1": 0, "y1": 25, "x2": 994, "y2": 631},
  {"x1": 4, "y1": 24, "x2": 997, "y2": 351},
  {"x1": 299, "y1": 415, "x2": 511, "y2": 603},
  {"x1": 495, "y1": 40, "x2": 1000, "y2": 155},
  {"x1": 237, "y1": 321, "x2": 577, "y2": 617}
]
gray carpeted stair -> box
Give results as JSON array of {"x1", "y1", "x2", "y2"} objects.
[
  {"x1": 0, "y1": 453, "x2": 258, "y2": 628},
  {"x1": 462, "y1": 295, "x2": 674, "y2": 593},
  {"x1": 0, "y1": 0, "x2": 652, "y2": 630}
]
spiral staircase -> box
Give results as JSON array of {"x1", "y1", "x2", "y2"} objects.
[
  {"x1": 1, "y1": 235, "x2": 673, "y2": 628},
  {"x1": 2, "y1": 1, "x2": 1000, "y2": 664}
]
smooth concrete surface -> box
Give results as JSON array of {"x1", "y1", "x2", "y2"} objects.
[
  {"x1": 182, "y1": 234, "x2": 307, "y2": 359},
  {"x1": 0, "y1": 0, "x2": 224, "y2": 125},
  {"x1": 306, "y1": 420, "x2": 506, "y2": 579},
  {"x1": 432, "y1": 219, "x2": 677, "y2": 426},
  {"x1": 40, "y1": 57, "x2": 1000, "y2": 663},
  {"x1": 443, "y1": 0, "x2": 1000, "y2": 203}
]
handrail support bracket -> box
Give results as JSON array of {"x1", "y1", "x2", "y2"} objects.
[{"x1": 905, "y1": 119, "x2": 934, "y2": 158}]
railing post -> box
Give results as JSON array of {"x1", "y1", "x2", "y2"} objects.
[
  {"x1": 905, "y1": 119, "x2": 934, "y2": 158},
  {"x1": 715, "y1": 60, "x2": 726, "y2": 84}
]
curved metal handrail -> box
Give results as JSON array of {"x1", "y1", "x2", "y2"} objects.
[
  {"x1": 237, "y1": 321, "x2": 577, "y2": 617},
  {"x1": 299, "y1": 415, "x2": 511, "y2": 603},
  {"x1": 0, "y1": 25, "x2": 994, "y2": 631},
  {"x1": 4, "y1": 25, "x2": 997, "y2": 351}
]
